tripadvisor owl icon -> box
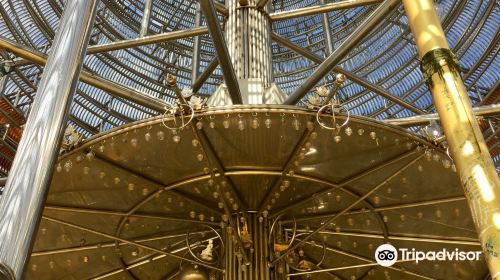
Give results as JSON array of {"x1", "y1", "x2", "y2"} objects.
[{"x1": 375, "y1": 244, "x2": 398, "y2": 267}]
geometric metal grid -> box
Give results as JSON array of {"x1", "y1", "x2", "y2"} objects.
[
  {"x1": 0, "y1": 0, "x2": 498, "y2": 138},
  {"x1": 29, "y1": 106, "x2": 488, "y2": 279}
]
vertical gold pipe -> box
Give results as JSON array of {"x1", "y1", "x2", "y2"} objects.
[{"x1": 403, "y1": 0, "x2": 500, "y2": 278}]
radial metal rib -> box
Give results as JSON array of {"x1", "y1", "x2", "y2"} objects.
[
  {"x1": 290, "y1": 229, "x2": 480, "y2": 246},
  {"x1": 283, "y1": 0, "x2": 400, "y2": 105},
  {"x1": 270, "y1": 0, "x2": 382, "y2": 21},
  {"x1": 42, "y1": 216, "x2": 224, "y2": 272},
  {"x1": 271, "y1": 151, "x2": 423, "y2": 264},
  {"x1": 270, "y1": 149, "x2": 418, "y2": 218},
  {"x1": 44, "y1": 205, "x2": 220, "y2": 226},
  {"x1": 88, "y1": 27, "x2": 209, "y2": 54},
  {"x1": 31, "y1": 229, "x2": 213, "y2": 256},
  {"x1": 192, "y1": 57, "x2": 219, "y2": 93},
  {"x1": 291, "y1": 238, "x2": 436, "y2": 279},
  {"x1": 283, "y1": 196, "x2": 467, "y2": 223},
  {"x1": 271, "y1": 33, "x2": 425, "y2": 114},
  {"x1": 0, "y1": 36, "x2": 167, "y2": 112}
]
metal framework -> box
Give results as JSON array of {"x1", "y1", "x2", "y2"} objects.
[
  {"x1": 0, "y1": 0, "x2": 496, "y2": 138},
  {"x1": 0, "y1": 0, "x2": 498, "y2": 279}
]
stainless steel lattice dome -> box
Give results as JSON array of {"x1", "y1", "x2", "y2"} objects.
[
  {"x1": 0, "y1": 0, "x2": 497, "y2": 135},
  {"x1": 0, "y1": 0, "x2": 498, "y2": 279}
]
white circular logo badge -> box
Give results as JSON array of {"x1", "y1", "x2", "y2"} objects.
[{"x1": 375, "y1": 244, "x2": 398, "y2": 267}]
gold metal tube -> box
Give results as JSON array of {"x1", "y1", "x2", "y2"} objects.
[
  {"x1": 403, "y1": 0, "x2": 500, "y2": 278},
  {"x1": 403, "y1": 0, "x2": 449, "y2": 56}
]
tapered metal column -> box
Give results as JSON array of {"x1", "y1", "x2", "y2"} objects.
[
  {"x1": 206, "y1": 0, "x2": 285, "y2": 105},
  {"x1": 403, "y1": 0, "x2": 500, "y2": 278},
  {"x1": 139, "y1": 0, "x2": 153, "y2": 37},
  {"x1": 0, "y1": 1, "x2": 99, "y2": 279},
  {"x1": 226, "y1": 0, "x2": 273, "y2": 88}
]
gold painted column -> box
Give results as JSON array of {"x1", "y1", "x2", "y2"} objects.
[{"x1": 402, "y1": 0, "x2": 500, "y2": 278}]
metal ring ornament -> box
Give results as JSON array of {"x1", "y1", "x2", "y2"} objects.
[
  {"x1": 269, "y1": 214, "x2": 297, "y2": 254},
  {"x1": 161, "y1": 103, "x2": 195, "y2": 130},
  {"x1": 186, "y1": 225, "x2": 225, "y2": 265},
  {"x1": 316, "y1": 103, "x2": 350, "y2": 130},
  {"x1": 287, "y1": 233, "x2": 327, "y2": 272}
]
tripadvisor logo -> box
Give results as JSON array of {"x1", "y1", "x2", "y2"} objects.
[
  {"x1": 375, "y1": 244, "x2": 482, "y2": 267},
  {"x1": 375, "y1": 244, "x2": 398, "y2": 267}
]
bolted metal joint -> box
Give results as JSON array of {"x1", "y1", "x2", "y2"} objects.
[
  {"x1": 420, "y1": 48, "x2": 462, "y2": 88},
  {"x1": 0, "y1": 263, "x2": 15, "y2": 280},
  {"x1": 165, "y1": 73, "x2": 177, "y2": 87}
]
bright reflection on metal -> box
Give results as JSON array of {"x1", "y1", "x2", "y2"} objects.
[
  {"x1": 0, "y1": 1, "x2": 99, "y2": 278},
  {"x1": 493, "y1": 213, "x2": 500, "y2": 229},
  {"x1": 299, "y1": 167, "x2": 316, "y2": 172},
  {"x1": 462, "y1": 141, "x2": 475, "y2": 156},
  {"x1": 305, "y1": 147, "x2": 317, "y2": 155},
  {"x1": 473, "y1": 165, "x2": 495, "y2": 202}
]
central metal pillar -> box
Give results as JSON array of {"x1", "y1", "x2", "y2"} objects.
[
  {"x1": 403, "y1": 0, "x2": 500, "y2": 278},
  {"x1": 207, "y1": 0, "x2": 285, "y2": 105},
  {"x1": 226, "y1": 0, "x2": 273, "y2": 89},
  {"x1": 224, "y1": 213, "x2": 271, "y2": 280},
  {"x1": 0, "y1": 1, "x2": 99, "y2": 279}
]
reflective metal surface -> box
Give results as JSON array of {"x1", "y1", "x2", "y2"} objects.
[
  {"x1": 0, "y1": 0, "x2": 497, "y2": 278},
  {"x1": 284, "y1": 0, "x2": 402, "y2": 106},
  {"x1": 403, "y1": 0, "x2": 500, "y2": 276},
  {"x1": 0, "y1": 0, "x2": 496, "y2": 142},
  {"x1": 269, "y1": 0, "x2": 383, "y2": 21},
  {"x1": 385, "y1": 104, "x2": 500, "y2": 127},
  {"x1": 0, "y1": 0, "x2": 99, "y2": 278},
  {"x1": 200, "y1": 0, "x2": 243, "y2": 104},
  {"x1": 28, "y1": 106, "x2": 488, "y2": 279},
  {"x1": 139, "y1": 0, "x2": 153, "y2": 37},
  {"x1": 0, "y1": 36, "x2": 168, "y2": 113}
]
